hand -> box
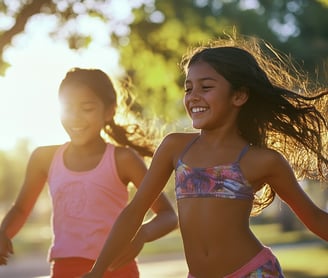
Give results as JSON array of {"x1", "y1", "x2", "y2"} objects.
[
  {"x1": 80, "y1": 229, "x2": 145, "y2": 277},
  {"x1": 81, "y1": 232, "x2": 145, "y2": 277},
  {"x1": 109, "y1": 230, "x2": 145, "y2": 271},
  {"x1": 0, "y1": 231, "x2": 13, "y2": 266}
]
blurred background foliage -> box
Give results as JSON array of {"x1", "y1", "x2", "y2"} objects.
[
  {"x1": 0, "y1": 0, "x2": 328, "y2": 248},
  {"x1": 0, "y1": 0, "x2": 328, "y2": 121}
]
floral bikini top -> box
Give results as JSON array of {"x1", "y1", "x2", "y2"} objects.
[{"x1": 175, "y1": 136, "x2": 254, "y2": 200}]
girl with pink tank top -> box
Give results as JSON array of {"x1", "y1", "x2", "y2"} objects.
[{"x1": 0, "y1": 68, "x2": 178, "y2": 278}]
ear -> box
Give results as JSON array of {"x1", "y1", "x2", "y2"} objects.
[
  {"x1": 105, "y1": 104, "x2": 116, "y2": 122},
  {"x1": 232, "y1": 87, "x2": 249, "y2": 107}
]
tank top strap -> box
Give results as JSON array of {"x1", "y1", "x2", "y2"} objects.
[
  {"x1": 179, "y1": 134, "x2": 200, "y2": 161},
  {"x1": 235, "y1": 144, "x2": 250, "y2": 162}
]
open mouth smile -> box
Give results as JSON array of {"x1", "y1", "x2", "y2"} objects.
[{"x1": 191, "y1": 106, "x2": 208, "y2": 113}]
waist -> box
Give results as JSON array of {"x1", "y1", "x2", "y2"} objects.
[
  {"x1": 49, "y1": 225, "x2": 111, "y2": 261},
  {"x1": 185, "y1": 243, "x2": 264, "y2": 277},
  {"x1": 179, "y1": 213, "x2": 261, "y2": 262}
]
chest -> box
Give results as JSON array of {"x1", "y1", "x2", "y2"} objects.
[
  {"x1": 63, "y1": 152, "x2": 104, "y2": 172},
  {"x1": 175, "y1": 160, "x2": 254, "y2": 201}
]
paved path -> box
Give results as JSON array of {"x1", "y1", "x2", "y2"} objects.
[{"x1": 0, "y1": 252, "x2": 188, "y2": 278}]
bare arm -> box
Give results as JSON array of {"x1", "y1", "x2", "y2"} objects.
[
  {"x1": 0, "y1": 146, "x2": 54, "y2": 265},
  {"x1": 116, "y1": 145, "x2": 178, "y2": 243},
  {"x1": 107, "y1": 144, "x2": 178, "y2": 269},
  {"x1": 84, "y1": 135, "x2": 178, "y2": 277},
  {"x1": 265, "y1": 151, "x2": 328, "y2": 241}
]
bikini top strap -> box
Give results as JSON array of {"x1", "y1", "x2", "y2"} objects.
[
  {"x1": 179, "y1": 134, "x2": 200, "y2": 161},
  {"x1": 235, "y1": 144, "x2": 250, "y2": 162}
]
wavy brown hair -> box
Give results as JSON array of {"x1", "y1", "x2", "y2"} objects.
[
  {"x1": 59, "y1": 67, "x2": 156, "y2": 157},
  {"x1": 181, "y1": 34, "x2": 328, "y2": 215}
]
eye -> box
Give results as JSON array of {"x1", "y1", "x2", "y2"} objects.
[
  {"x1": 184, "y1": 87, "x2": 192, "y2": 95},
  {"x1": 202, "y1": 85, "x2": 213, "y2": 91},
  {"x1": 82, "y1": 105, "x2": 96, "y2": 112}
]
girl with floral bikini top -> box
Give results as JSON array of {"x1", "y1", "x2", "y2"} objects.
[
  {"x1": 176, "y1": 135, "x2": 253, "y2": 200},
  {"x1": 83, "y1": 35, "x2": 328, "y2": 278}
]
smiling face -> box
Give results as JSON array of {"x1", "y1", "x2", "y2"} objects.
[
  {"x1": 184, "y1": 61, "x2": 238, "y2": 130},
  {"x1": 59, "y1": 84, "x2": 114, "y2": 146}
]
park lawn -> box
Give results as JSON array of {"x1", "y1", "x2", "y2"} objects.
[
  {"x1": 275, "y1": 246, "x2": 328, "y2": 277},
  {"x1": 250, "y1": 223, "x2": 322, "y2": 245},
  {"x1": 251, "y1": 223, "x2": 328, "y2": 277}
]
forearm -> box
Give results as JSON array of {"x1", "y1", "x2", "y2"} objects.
[
  {"x1": 137, "y1": 209, "x2": 178, "y2": 243},
  {"x1": 306, "y1": 208, "x2": 328, "y2": 241},
  {"x1": 90, "y1": 206, "x2": 144, "y2": 276},
  {"x1": 0, "y1": 205, "x2": 29, "y2": 239}
]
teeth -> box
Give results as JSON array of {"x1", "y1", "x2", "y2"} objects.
[{"x1": 191, "y1": 107, "x2": 207, "y2": 113}]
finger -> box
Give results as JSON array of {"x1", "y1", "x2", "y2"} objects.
[
  {"x1": 0, "y1": 257, "x2": 8, "y2": 265},
  {"x1": 7, "y1": 240, "x2": 14, "y2": 254}
]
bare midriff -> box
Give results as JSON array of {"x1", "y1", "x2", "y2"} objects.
[{"x1": 178, "y1": 198, "x2": 263, "y2": 278}]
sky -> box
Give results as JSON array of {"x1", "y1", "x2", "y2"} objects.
[{"x1": 0, "y1": 10, "x2": 127, "y2": 151}]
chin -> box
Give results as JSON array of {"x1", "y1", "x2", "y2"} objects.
[{"x1": 192, "y1": 124, "x2": 203, "y2": 130}]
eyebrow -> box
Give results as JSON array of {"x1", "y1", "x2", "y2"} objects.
[
  {"x1": 185, "y1": 77, "x2": 217, "y2": 83},
  {"x1": 81, "y1": 101, "x2": 97, "y2": 105},
  {"x1": 61, "y1": 100, "x2": 97, "y2": 106}
]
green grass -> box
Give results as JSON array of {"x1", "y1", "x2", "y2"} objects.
[
  {"x1": 251, "y1": 223, "x2": 323, "y2": 245},
  {"x1": 140, "y1": 229, "x2": 184, "y2": 257},
  {"x1": 251, "y1": 223, "x2": 328, "y2": 277},
  {"x1": 275, "y1": 246, "x2": 328, "y2": 277}
]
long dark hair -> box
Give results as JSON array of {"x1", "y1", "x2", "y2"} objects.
[
  {"x1": 59, "y1": 67, "x2": 155, "y2": 157},
  {"x1": 181, "y1": 35, "x2": 328, "y2": 215}
]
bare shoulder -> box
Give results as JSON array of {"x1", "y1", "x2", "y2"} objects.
[
  {"x1": 247, "y1": 146, "x2": 284, "y2": 164},
  {"x1": 159, "y1": 132, "x2": 199, "y2": 163},
  {"x1": 161, "y1": 132, "x2": 199, "y2": 150},
  {"x1": 114, "y1": 146, "x2": 147, "y2": 185},
  {"x1": 114, "y1": 145, "x2": 143, "y2": 163},
  {"x1": 30, "y1": 145, "x2": 61, "y2": 173},
  {"x1": 32, "y1": 145, "x2": 60, "y2": 160},
  {"x1": 242, "y1": 146, "x2": 288, "y2": 189}
]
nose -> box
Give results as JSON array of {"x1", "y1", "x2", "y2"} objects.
[
  {"x1": 61, "y1": 106, "x2": 82, "y2": 122},
  {"x1": 188, "y1": 88, "x2": 201, "y2": 100}
]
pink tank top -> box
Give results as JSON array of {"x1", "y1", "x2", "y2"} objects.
[{"x1": 47, "y1": 143, "x2": 129, "y2": 261}]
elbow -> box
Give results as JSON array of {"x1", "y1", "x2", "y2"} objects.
[
  {"x1": 303, "y1": 208, "x2": 328, "y2": 241},
  {"x1": 143, "y1": 209, "x2": 178, "y2": 243},
  {"x1": 168, "y1": 210, "x2": 179, "y2": 231},
  {"x1": 160, "y1": 208, "x2": 179, "y2": 233}
]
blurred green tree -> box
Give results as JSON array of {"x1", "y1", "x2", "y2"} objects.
[
  {"x1": 114, "y1": 0, "x2": 328, "y2": 121},
  {"x1": 0, "y1": 0, "x2": 327, "y2": 120}
]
